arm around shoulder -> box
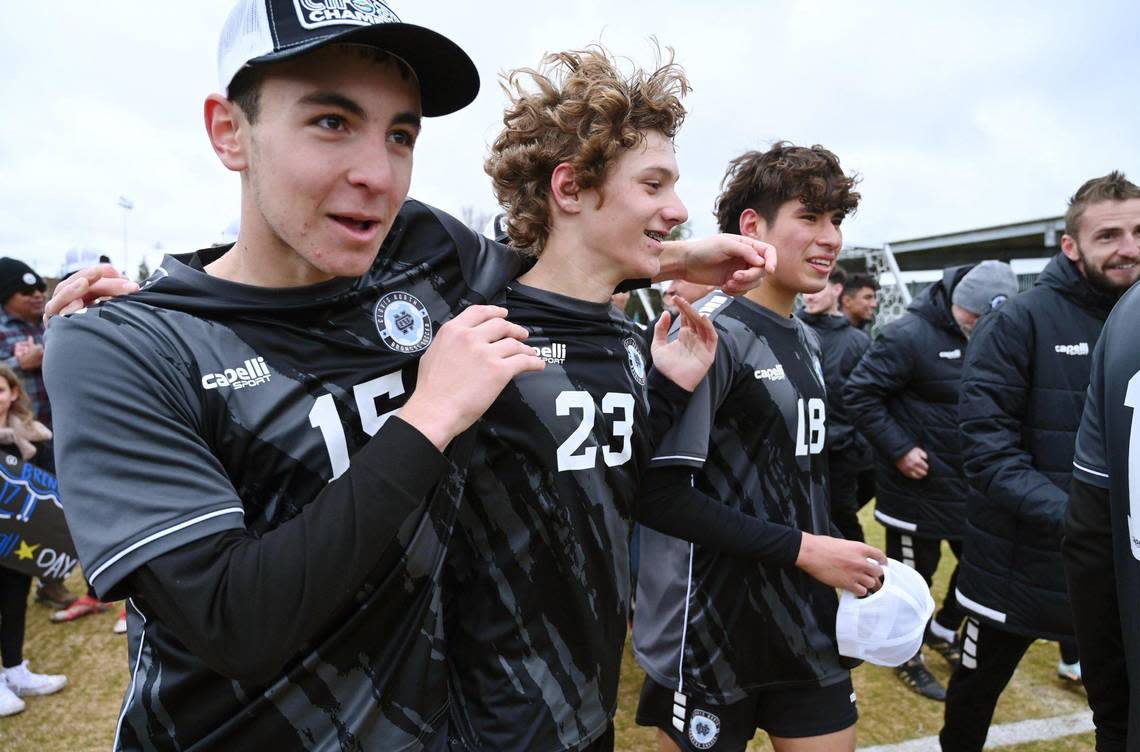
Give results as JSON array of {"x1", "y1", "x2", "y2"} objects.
[{"x1": 45, "y1": 310, "x2": 449, "y2": 683}]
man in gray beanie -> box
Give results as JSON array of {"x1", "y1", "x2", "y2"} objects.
[
  {"x1": 846, "y1": 260, "x2": 1017, "y2": 701},
  {"x1": 949, "y1": 260, "x2": 1019, "y2": 338}
]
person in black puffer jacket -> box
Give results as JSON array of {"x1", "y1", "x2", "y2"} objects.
[
  {"x1": 797, "y1": 265, "x2": 871, "y2": 543},
  {"x1": 845, "y1": 261, "x2": 1018, "y2": 701},
  {"x1": 942, "y1": 172, "x2": 1140, "y2": 752}
]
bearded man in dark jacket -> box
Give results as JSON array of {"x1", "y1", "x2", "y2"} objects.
[
  {"x1": 797, "y1": 265, "x2": 872, "y2": 543},
  {"x1": 942, "y1": 172, "x2": 1140, "y2": 752},
  {"x1": 845, "y1": 261, "x2": 1018, "y2": 701}
]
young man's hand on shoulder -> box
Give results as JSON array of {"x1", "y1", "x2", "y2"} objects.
[
  {"x1": 398, "y1": 304, "x2": 544, "y2": 450},
  {"x1": 43, "y1": 264, "x2": 139, "y2": 323}
]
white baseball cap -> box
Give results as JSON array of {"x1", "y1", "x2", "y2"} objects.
[
  {"x1": 217, "y1": 0, "x2": 479, "y2": 117},
  {"x1": 835, "y1": 558, "x2": 935, "y2": 667}
]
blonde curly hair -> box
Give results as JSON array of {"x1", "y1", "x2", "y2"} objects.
[{"x1": 485, "y1": 45, "x2": 689, "y2": 255}]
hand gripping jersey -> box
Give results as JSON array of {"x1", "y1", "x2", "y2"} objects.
[
  {"x1": 44, "y1": 200, "x2": 522, "y2": 751},
  {"x1": 634, "y1": 293, "x2": 846, "y2": 704},
  {"x1": 446, "y1": 283, "x2": 654, "y2": 751}
]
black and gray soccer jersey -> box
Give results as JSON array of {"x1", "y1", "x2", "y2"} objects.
[
  {"x1": 1068, "y1": 282, "x2": 1140, "y2": 743},
  {"x1": 446, "y1": 282, "x2": 655, "y2": 751},
  {"x1": 633, "y1": 293, "x2": 846, "y2": 704},
  {"x1": 43, "y1": 200, "x2": 523, "y2": 751},
  {"x1": 1072, "y1": 280, "x2": 1139, "y2": 561}
]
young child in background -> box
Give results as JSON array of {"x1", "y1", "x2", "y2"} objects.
[{"x1": 0, "y1": 365, "x2": 67, "y2": 716}]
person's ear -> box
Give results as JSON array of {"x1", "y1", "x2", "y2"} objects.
[
  {"x1": 550, "y1": 163, "x2": 582, "y2": 215},
  {"x1": 205, "y1": 94, "x2": 249, "y2": 172},
  {"x1": 738, "y1": 208, "x2": 766, "y2": 241},
  {"x1": 1060, "y1": 234, "x2": 1080, "y2": 263}
]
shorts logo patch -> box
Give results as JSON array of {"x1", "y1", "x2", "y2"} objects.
[
  {"x1": 687, "y1": 709, "x2": 720, "y2": 750},
  {"x1": 375, "y1": 292, "x2": 432, "y2": 353},
  {"x1": 292, "y1": 0, "x2": 399, "y2": 30},
  {"x1": 625, "y1": 337, "x2": 646, "y2": 386}
]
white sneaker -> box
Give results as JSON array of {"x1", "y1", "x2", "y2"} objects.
[
  {"x1": 1057, "y1": 659, "x2": 1082, "y2": 684},
  {"x1": 0, "y1": 680, "x2": 26, "y2": 716},
  {"x1": 2, "y1": 661, "x2": 67, "y2": 697}
]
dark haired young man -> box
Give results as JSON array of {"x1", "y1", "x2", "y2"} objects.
[
  {"x1": 945, "y1": 172, "x2": 1140, "y2": 750},
  {"x1": 841, "y1": 273, "x2": 879, "y2": 332},
  {"x1": 633, "y1": 142, "x2": 887, "y2": 752},
  {"x1": 41, "y1": 3, "x2": 771, "y2": 750},
  {"x1": 796, "y1": 265, "x2": 872, "y2": 543}
]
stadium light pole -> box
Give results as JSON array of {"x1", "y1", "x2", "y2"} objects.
[{"x1": 118, "y1": 195, "x2": 134, "y2": 276}]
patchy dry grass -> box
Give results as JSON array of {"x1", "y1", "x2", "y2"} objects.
[{"x1": 0, "y1": 506, "x2": 1095, "y2": 750}]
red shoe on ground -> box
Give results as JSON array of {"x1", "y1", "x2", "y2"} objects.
[{"x1": 50, "y1": 595, "x2": 112, "y2": 623}]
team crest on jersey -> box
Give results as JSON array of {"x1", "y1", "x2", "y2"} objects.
[
  {"x1": 624, "y1": 337, "x2": 646, "y2": 386},
  {"x1": 375, "y1": 292, "x2": 432, "y2": 353},
  {"x1": 292, "y1": 0, "x2": 399, "y2": 30},
  {"x1": 688, "y1": 709, "x2": 721, "y2": 749}
]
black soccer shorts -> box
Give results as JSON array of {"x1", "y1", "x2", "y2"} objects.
[{"x1": 636, "y1": 675, "x2": 857, "y2": 750}]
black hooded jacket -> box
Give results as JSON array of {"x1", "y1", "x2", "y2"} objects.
[
  {"x1": 956, "y1": 253, "x2": 1117, "y2": 639},
  {"x1": 794, "y1": 310, "x2": 871, "y2": 454},
  {"x1": 844, "y1": 266, "x2": 978, "y2": 540}
]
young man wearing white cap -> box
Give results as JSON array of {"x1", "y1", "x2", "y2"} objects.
[{"x1": 43, "y1": 2, "x2": 770, "y2": 750}]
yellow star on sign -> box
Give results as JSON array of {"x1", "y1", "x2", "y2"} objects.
[{"x1": 15, "y1": 541, "x2": 39, "y2": 561}]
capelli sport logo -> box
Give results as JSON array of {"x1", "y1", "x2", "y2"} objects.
[
  {"x1": 202, "y1": 358, "x2": 272, "y2": 391},
  {"x1": 293, "y1": 0, "x2": 399, "y2": 29},
  {"x1": 1055, "y1": 342, "x2": 1089, "y2": 356}
]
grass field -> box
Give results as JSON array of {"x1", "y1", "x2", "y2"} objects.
[{"x1": 0, "y1": 506, "x2": 1095, "y2": 750}]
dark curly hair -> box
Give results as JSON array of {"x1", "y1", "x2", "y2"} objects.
[
  {"x1": 1065, "y1": 171, "x2": 1140, "y2": 239},
  {"x1": 714, "y1": 142, "x2": 860, "y2": 235},
  {"x1": 485, "y1": 45, "x2": 689, "y2": 254}
]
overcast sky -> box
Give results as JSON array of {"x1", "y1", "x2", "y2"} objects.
[{"x1": 1, "y1": 0, "x2": 1136, "y2": 277}]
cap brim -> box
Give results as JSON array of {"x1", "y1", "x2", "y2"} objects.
[{"x1": 248, "y1": 23, "x2": 479, "y2": 117}]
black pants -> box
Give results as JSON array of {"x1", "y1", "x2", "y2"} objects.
[
  {"x1": 940, "y1": 618, "x2": 1035, "y2": 751},
  {"x1": 856, "y1": 466, "x2": 876, "y2": 510},
  {"x1": 885, "y1": 528, "x2": 964, "y2": 632},
  {"x1": 828, "y1": 450, "x2": 865, "y2": 542},
  {"x1": 0, "y1": 566, "x2": 31, "y2": 668}
]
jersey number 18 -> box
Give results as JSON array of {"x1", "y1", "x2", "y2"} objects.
[{"x1": 795, "y1": 397, "x2": 826, "y2": 457}]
